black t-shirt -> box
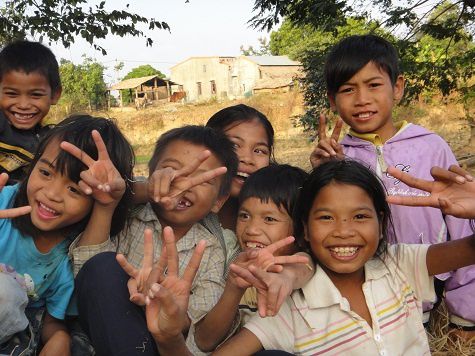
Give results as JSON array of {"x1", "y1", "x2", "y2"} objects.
[{"x1": 0, "y1": 112, "x2": 52, "y2": 184}]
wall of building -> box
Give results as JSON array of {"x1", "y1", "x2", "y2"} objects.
[{"x1": 170, "y1": 57, "x2": 234, "y2": 101}]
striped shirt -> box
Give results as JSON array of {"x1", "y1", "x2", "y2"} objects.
[{"x1": 245, "y1": 244, "x2": 435, "y2": 356}]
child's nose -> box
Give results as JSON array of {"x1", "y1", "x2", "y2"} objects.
[
  {"x1": 354, "y1": 88, "x2": 371, "y2": 105},
  {"x1": 17, "y1": 95, "x2": 32, "y2": 109},
  {"x1": 238, "y1": 148, "x2": 255, "y2": 166},
  {"x1": 333, "y1": 220, "x2": 356, "y2": 238},
  {"x1": 245, "y1": 221, "x2": 260, "y2": 235},
  {"x1": 43, "y1": 180, "x2": 63, "y2": 202}
]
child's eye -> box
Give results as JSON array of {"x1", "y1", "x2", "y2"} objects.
[
  {"x1": 369, "y1": 83, "x2": 382, "y2": 88},
  {"x1": 67, "y1": 186, "x2": 81, "y2": 195},
  {"x1": 4, "y1": 91, "x2": 18, "y2": 97},
  {"x1": 254, "y1": 147, "x2": 269, "y2": 155},
  {"x1": 339, "y1": 87, "x2": 353, "y2": 93},
  {"x1": 354, "y1": 214, "x2": 370, "y2": 220},
  {"x1": 264, "y1": 216, "x2": 277, "y2": 223},
  {"x1": 238, "y1": 212, "x2": 249, "y2": 220},
  {"x1": 231, "y1": 142, "x2": 240, "y2": 149},
  {"x1": 318, "y1": 215, "x2": 333, "y2": 220},
  {"x1": 38, "y1": 168, "x2": 51, "y2": 177},
  {"x1": 31, "y1": 92, "x2": 45, "y2": 98}
]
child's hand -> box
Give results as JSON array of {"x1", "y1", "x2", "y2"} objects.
[
  {"x1": 149, "y1": 150, "x2": 227, "y2": 210},
  {"x1": 387, "y1": 165, "x2": 475, "y2": 219},
  {"x1": 0, "y1": 173, "x2": 31, "y2": 218},
  {"x1": 145, "y1": 226, "x2": 206, "y2": 342},
  {"x1": 60, "y1": 130, "x2": 125, "y2": 207},
  {"x1": 310, "y1": 114, "x2": 344, "y2": 168},
  {"x1": 116, "y1": 228, "x2": 156, "y2": 306}
]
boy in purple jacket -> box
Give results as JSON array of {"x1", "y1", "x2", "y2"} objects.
[{"x1": 311, "y1": 34, "x2": 474, "y2": 337}]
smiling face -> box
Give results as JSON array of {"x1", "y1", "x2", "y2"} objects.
[
  {"x1": 0, "y1": 70, "x2": 61, "y2": 130},
  {"x1": 27, "y1": 141, "x2": 93, "y2": 234},
  {"x1": 236, "y1": 197, "x2": 294, "y2": 256},
  {"x1": 152, "y1": 140, "x2": 226, "y2": 232},
  {"x1": 224, "y1": 119, "x2": 271, "y2": 197},
  {"x1": 304, "y1": 182, "x2": 381, "y2": 281},
  {"x1": 329, "y1": 61, "x2": 404, "y2": 142}
]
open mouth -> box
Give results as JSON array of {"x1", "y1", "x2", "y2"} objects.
[
  {"x1": 37, "y1": 202, "x2": 59, "y2": 219},
  {"x1": 329, "y1": 246, "x2": 360, "y2": 258},
  {"x1": 12, "y1": 112, "x2": 37, "y2": 121},
  {"x1": 244, "y1": 241, "x2": 266, "y2": 249},
  {"x1": 235, "y1": 171, "x2": 250, "y2": 184},
  {"x1": 176, "y1": 197, "x2": 192, "y2": 210},
  {"x1": 353, "y1": 112, "x2": 376, "y2": 120}
]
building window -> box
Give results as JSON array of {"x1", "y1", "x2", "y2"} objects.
[
  {"x1": 203, "y1": 65, "x2": 207, "y2": 73},
  {"x1": 197, "y1": 82, "x2": 202, "y2": 95},
  {"x1": 210, "y1": 80, "x2": 217, "y2": 95}
]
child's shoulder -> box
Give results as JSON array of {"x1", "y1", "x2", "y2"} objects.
[{"x1": 0, "y1": 184, "x2": 19, "y2": 208}]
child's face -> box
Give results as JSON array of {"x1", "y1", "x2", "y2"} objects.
[
  {"x1": 224, "y1": 119, "x2": 271, "y2": 197},
  {"x1": 304, "y1": 182, "x2": 381, "y2": 280},
  {"x1": 328, "y1": 61, "x2": 404, "y2": 142},
  {"x1": 27, "y1": 141, "x2": 93, "y2": 233},
  {"x1": 0, "y1": 70, "x2": 60, "y2": 130},
  {"x1": 153, "y1": 140, "x2": 227, "y2": 230},
  {"x1": 237, "y1": 197, "x2": 294, "y2": 256}
]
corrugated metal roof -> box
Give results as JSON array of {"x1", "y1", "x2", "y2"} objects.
[
  {"x1": 243, "y1": 55, "x2": 301, "y2": 66},
  {"x1": 109, "y1": 75, "x2": 173, "y2": 90}
]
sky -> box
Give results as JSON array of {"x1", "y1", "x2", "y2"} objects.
[{"x1": 48, "y1": 0, "x2": 272, "y2": 85}]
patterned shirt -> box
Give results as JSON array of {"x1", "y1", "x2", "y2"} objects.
[
  {"x1": 69, "y1": 203, "x2": 226, "y2": 355},
  {"x1": 245, "y1": 244, "x2": 435, "y2": 356}
]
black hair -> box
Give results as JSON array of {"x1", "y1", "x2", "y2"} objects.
[
  {"x1": 325, "y1": 34, "x2": 400, "y2": 98},
  {"x1": 239, "y1": 164, "x2": 308, "y2": 217},
  {"x1": 148, "y1": 125, "x2": 238, "y2": 197},
  {"x1": 0, "y1": 40, "x2": 61, "y2": 94},
  {"x1": 294, "y1": 159, "x2": 393, "y2": 260},
  {"x1": 13, "y1": 114, "x2": 135, "y2": 238},
  {"x1": 206, "y1": 104, "x2": 275, "y2": 160}
]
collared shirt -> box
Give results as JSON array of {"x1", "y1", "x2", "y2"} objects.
[
  {"x1": 69, "y1": 203, "x2": 226, "y2": 355},
  {"x1": 349, "y1": 120, "x2": 409, "y2": 146},
  {"x1": 245, "y1": 244, "x2": 435, "y2": 356}
]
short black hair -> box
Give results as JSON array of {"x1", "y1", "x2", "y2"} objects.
[
  {"x1": 239, "y1": 164, "x2": 308, "y2": 217},
  {"x1": 206, "y1": 104, "x2": 275, "y2": 160},
  {"x1": 13, "y1": 114, "x2": 135, "y2": 238},
  {"x1": 148, "y1": 125, "x2": 238, "y2": 197},
  {"x1": 325, "y1": 34, "x2": 400, "y2": 97},
  {"x1": 293, "y1": 159, "x2": 393, "y2": 260},
  {"x1": 0, "y1": 40, "x2": 61, "y2": 94}
]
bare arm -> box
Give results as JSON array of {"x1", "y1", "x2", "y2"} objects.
[
  {"x1": 427, "y1": 235, "x2": 475, "y2": 276},
  {"x1": 212, "y1": 328, "x2": 263, "y2": 355},
  {"x1": 39, "y1": 313, "x2": 70, "y2": 356}
]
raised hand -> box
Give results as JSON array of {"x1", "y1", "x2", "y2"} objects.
[
  {"x1": 116, "y1": 228, "x2": 156, "y2": 306},
  {"x1": 145, "y1": 226, "x2": 206, "y2": 342},
  {"x1": 387, "y1": 165, "x2": 475, "y2": 219},
  {"x1": 149, "y1": 150, "x2": 227, "y2": 210},
  {"x1": 60, "y1": 130, "x2": 125, "y2": 206},
  {"x1": 310, "y1": 114, "x2": 344, "y2": 168},
  {"x1": 0, "y1": 173, "x2": 31, "y2": 219}
]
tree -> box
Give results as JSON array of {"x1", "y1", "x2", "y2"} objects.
[
  {"x1": 120, "y1": 65, "x2": 165, "y2": 104},
  {"x1": 0, "y1": 0, "x2": 169, "y2": 54},
  {"x1": 240, "y1": 37, "x2": 272, "y2": 56},
  {"x1": 59, "y1": 56, "x2": 107, "y2": 112},
  {"x1": 253, "y1": 0, "x2": 475, "y2": 134}
]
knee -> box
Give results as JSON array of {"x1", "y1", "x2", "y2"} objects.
[{"x1": 76, "y1": 252, "x2": 125, "y2": 292}]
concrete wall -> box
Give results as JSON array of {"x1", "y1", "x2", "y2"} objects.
[{"x1": 170, "y1": 57, "x2": 234, "y2": 102}]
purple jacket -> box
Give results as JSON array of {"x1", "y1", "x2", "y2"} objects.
[{"x1": 341, "y1": 123, "x2": 475, "y2": 324}]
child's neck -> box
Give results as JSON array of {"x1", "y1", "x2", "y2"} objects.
[
  {"x1": 33, "y1": 231, "x2": 65, "y2": 254},
  {"x1": 218, "y1": 198, "x2": 238, "y2": 231}
]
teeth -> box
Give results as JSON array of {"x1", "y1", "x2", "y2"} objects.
[
  {"x1": 357, "y1": 112, "x2": 371, "y2": 118},
  {"x1": 13, "y1": 113, "x2": 35, "y2": 119},
  {"x1": 237, "y1": 172, "x2": 250, "y2": 179},
  {"x1": 245, "y1": 241, "x2": 266, "y2": 249},
  {"x1": 178, "y1": 198, "x2": 192, "y2": 207},
  {"x1": 330, "y1": 246, "x2": 359, "y2": 256},
  {"x1": 39, "y1": 202, "x2": 58, "y2": 214}
]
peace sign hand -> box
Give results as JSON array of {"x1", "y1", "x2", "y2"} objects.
[
  {"x1": 387, "y1": 165, "x2": 475, "y2": 219},
  {"x1": 145, "y1": 226, "x2": 206, "y2": 342},
  {"x1": 60, "y1": 130, "x2": 126, "y2": 207},
  {"x1": 149, "y1": 150, "x2": 227, "y2": 210},
  {"x1": 310, "y1": 113, "x2": 344, "y2": 168},
  {"x1": 0, "y1": 173, "x2": 31, "y2": 219}
]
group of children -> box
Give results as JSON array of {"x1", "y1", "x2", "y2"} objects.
[{"x1": 0, "y1": 34, "x2": 474, "y2": 356}]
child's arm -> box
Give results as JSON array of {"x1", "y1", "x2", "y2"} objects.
[
  {"x1": 132, "y1": 150, "x2": 227, "y2": 207},
  {"x1": 0, "y1": 173, "x2": 32, "y2": 218},
  {"x1": 60, "y1": 130, "x2": 125, "y2": 247},
  {"x1": 387, "y1": 165, "x2": 475, "y2": 275},
  {"x1": 39, "y1": 313, "x2": 71, "y2": 356},
  {"x1": 310, "y1": 114, "x2": 344, "y2": 168},
  {"x1": 195, "y1": 237, "x2": 310, "y2": 351}
]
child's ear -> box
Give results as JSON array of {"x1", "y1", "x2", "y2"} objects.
[
  {"x1": 210, "y1": 194, "x2": 229, "y2": 213},
  {"x1": 303, "y1": 222, "x2": 310, "y2": 242},
  {"x1": 50, "y1": 87, "x2": 62, "y2": 105},
  {"x1": 327, "y1": 92, "x2": 337, "y2": 112},
  {"x1": 393, "y1": 75, "x2": 404, "y2": 103}
]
